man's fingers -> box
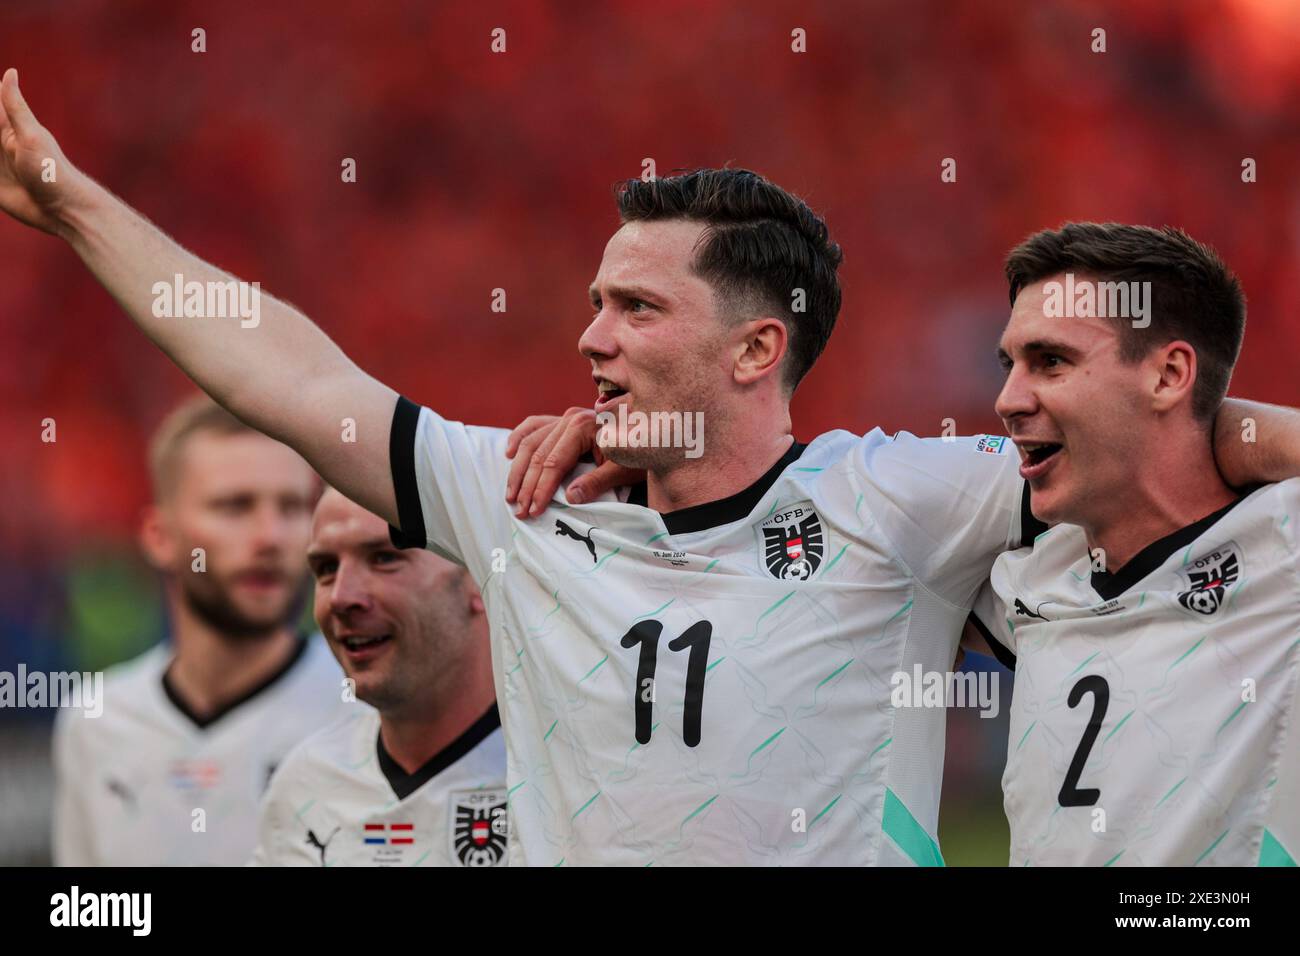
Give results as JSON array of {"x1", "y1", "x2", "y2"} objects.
[
  {"x1": 515, "y1": 422, "x2": 568, "y2": 518},
  {"x1": 568, "y1": 460, "x2": 643, "y2": 503},
  {"x1": 505, "y1": 414, "x2": 559, "y2": 459},
  {"x1": 529, "y1": 419, "x2": 594, "y2": 511},
  {"x1": 507, "y1": 407, "x2": 604, "y2": 516},
  {"x1": 1, "y1": 70, "x2": 36, "y2": 136},
  {"x1": 506, "y1": 425, "x2": 550, "y2": 503}
]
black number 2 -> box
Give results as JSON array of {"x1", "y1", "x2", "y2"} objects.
[
  {"x1": 619, "y1": 619, "x2": 712, "y2": 747},
  {"x1": 1058, "y1": 674, "x2": 1109, "y2": 807}
]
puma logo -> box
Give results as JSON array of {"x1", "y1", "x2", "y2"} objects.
[
  {"x1": 1013, "y1": 598, "x2": 1047, "y2": 620},
  {"x1": 106, "y1": 777, "x2": 136, "y2": 811},
  {"x1": 306, "y1": 826, "x2": 341, "y2": 865},
  {"x1": 555, "y1": 519, "x2": 597, "y2": 563}
]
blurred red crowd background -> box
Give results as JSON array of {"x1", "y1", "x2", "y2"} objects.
[{"x1": 0, "y1": 0, "x2": 1297, "y2": 861}]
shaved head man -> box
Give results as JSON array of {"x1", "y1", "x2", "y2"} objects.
[{"x1": 254, "y1": 491, "x2": 505, "y2": 867}]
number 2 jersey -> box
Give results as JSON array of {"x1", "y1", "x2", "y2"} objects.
[
  {"x1": 389, "y1": 399, "x2": 1034, "y2": 865},
  {"x1": 972, "y1": 481, "x2": 1300, "y2": 866}
]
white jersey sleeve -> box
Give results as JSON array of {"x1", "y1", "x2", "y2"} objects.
[
  {"x1": 387, "y1": 397, "x2": 514, "y2": 580},
  {"x1": 970, "y1": 575, "x2": 1016, "y2": 661},
  {"x1": 854, "y1": 432, "x2": 1034, "y2": 608},
  {"x1": 51, "y1": 707, "x2": 96, "y2": 866}
]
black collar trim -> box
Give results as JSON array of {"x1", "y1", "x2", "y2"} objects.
[
  {"x1": 376, "y1": 703, "x2": 501, "y2": 801},
  {"x1": 626, "y1": 440, "x2": 807, "y2": 535},
  {"x1": 161, "y1": 636, "x2": 309, "y2": 730},
  {"x1": 1090, "y1": 494, "x2": 1251, "y2": 601},
  {"x1": 1019, "y1": 483, "x2": 1049, "y2": 547}
]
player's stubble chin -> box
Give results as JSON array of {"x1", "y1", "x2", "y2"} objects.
[
  {"x1": 180, "y1": 571, "x2": 305, "y2": 641},
  {"x1": 598, "y1": 439, "x2": 689, "y2": 473},
  {"x1": 358, "y1": 611, "x2": 473, "y2": 716},
  {"x1": 347, "y1": 660, "x2": 410, "y2": 713}
]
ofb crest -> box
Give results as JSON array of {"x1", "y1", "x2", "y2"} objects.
[
  {"x1": 759, "y1": 502, "x2": 825, "y2": 581},
  {"x1": 1177, "y1": 542, "x2": 1240, "y2": 616},
  {"x1": 451, "y1": 789, "x2": 508, "y2": 866}
]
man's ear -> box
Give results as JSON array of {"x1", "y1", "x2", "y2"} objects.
[
  {"x1": 1151, "y1": 340, "x2": 1198, "y2": 414},
  {"x1": 139, "y1": 504, "x2": 178, "y2": 571},
  {"x1": 733, "y1": 317, "x2": 787, "y2": 387}
]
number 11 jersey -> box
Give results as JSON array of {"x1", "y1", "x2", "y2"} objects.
[{"x1": 390, "y1": 399, "x2": 1030, "y2": 865}]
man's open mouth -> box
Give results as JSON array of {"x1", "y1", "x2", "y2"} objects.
[
  {"x1": 340, "y1": 634, "x2": 392, "y2": 651},
  {"x1": 595, "y1": 378, "x2": 628, "y2": 407},
  {"x1": 1020, "y1": 442, "x2": 1062, "y2": 467}
]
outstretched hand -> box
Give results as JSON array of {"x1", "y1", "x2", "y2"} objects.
[
  {"x1": 505, "y1": 406, "x2": 644, "y2": 517},
  {"x1": 0, "y1": 68, "x2": 87, "y2": 236}
]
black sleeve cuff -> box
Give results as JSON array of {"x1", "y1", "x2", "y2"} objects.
[
  {"x1": 388, "y1": 395, "x2": 427, "y2": 550},
  {"x1": 967, "y1": 611, "x2": 1016, "y2": 671}
]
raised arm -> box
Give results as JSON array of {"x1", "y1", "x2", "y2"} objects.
[
  {"x1": 1214, "y1": 397, "x2": 1300, "y2": 489},
  {"x1": 0, "y1": 69, "x2": 399, "y2": 524}
]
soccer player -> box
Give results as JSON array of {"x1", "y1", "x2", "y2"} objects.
[
  {"x1": 253, "y1": 489, "x2": 505, "y2": 866},
  {"x1": 515, "y1": 225, "x2": 1300, "y2": 868},
  {"x1": 967, "y1": 224, "x2": 1300, "y2": 865},
  {"x1": 3, "y1": 71, "x2": 1290, "y2": 865},
  {"x1": 52, "y1": 395, "x2": 347, "y2": 865}
]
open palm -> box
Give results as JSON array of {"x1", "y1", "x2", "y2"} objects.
[{"x1": 0, "y1": 69, "x2": 78, "y2": 236}]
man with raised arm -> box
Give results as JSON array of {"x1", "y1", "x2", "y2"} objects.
[{"x1": 5, "y1": 70, "x2": 1296, "y2": 866}]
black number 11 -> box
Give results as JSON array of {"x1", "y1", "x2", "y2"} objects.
[{"x1": 619, "y1": 619, "x2": 712, "y2": 747}]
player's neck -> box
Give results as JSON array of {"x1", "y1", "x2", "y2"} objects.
[
  {"x1": 1083, "y1": 439, "x2": 1236, "y2": 573},
  {"x1": 378, "y1": 650, "x2": 496, "y2": 775},
  {"x1": 644, "y1": 411, "x2": 794, "y2": 514},
  {"x1": 166, "y1": 599, "x2": 300, "y2": 720}
]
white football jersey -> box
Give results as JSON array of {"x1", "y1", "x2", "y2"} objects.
[
  {"x1": 972, "y1": 481, "x2": 1300, "y2": 866},
  {"x1": 389, "y1": 398, "x2": 1033, "y2": 865},
  {"x1": 52, "y1": 636, "x2": 348, "y2": 866},
  {"x1": 252, "y1": 704, "x2": 507, "y2": 866}
]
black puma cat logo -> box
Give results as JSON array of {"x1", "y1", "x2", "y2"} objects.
[
  {"x1": 1013, "y1": 598, "x2": 1047, "y2": 620},
  {"x1": 555, "y1": 519, "x2": 597, "y2": 563},
  {"x1": 306, "y1": 826, "x2": 341, "y2": 865},
  {"x1": 106, "y1": 777, "x2": 136, "y2": 811}
]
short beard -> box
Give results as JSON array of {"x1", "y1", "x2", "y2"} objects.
[
  {"x1": 353, "y1": 594, "x2": 474, "y2": 718},
  {"x1": 597, "y1": 434, "x2": 694, "y2": 473},
  {"x1": 181, "y1": 576, "x2": 300, "y2": 641}
]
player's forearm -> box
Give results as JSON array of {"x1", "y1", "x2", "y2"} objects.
[
  {"x1": 58, "y1": 180, "x2": 402, "y2": 523},
  {"x1": 60, "y1": 181, "x2": 350, "y2": 420},
  {"x1": 1214, "y1": 397, "x2": 1300, "y2": 487}
]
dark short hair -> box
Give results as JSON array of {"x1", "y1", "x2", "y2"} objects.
[
  {"x1": 615, "y1": 168, "x2": 843, "y2": 392},
  {"x1": 1005, "y1": 222, "x2": 1245, "y2": 422}
]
